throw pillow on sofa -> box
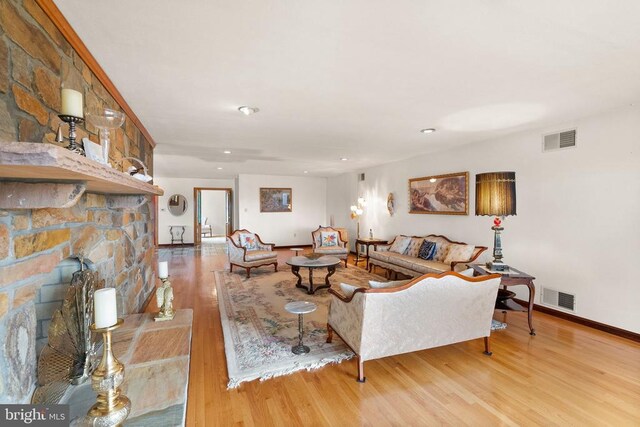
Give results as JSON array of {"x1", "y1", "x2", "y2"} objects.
[
  {"x1": 443, "y1": 244, "x2": 475, "y2": 264},
  {"x1": 388, "y1": 235, "x2": 411, "y2": 253},
  {"x1": 320, "y1": 231, "x2": 340, "y2": 247},
  {"x1": 239, "y1": 233, "x2": 258, "y2": 250},
  {"x1": 339, "y1": 282, "x2": 362, "y2": 297},
  {"x1": 369, "y1": 279, "x2": 410, "y2": 289},
  {"x1": 404, "y1": 237, "x2": 424, "y2": 257},
  {"x1": 418, "y1": 240, "x2": 437, "y2": 260},
  {"x1": 458, "y1": 267, "x2": 475, "y2": 277}
]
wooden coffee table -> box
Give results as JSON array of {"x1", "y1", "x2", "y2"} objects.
[{"x1": 286, "y1": 256, "x2": 341, "y2": 294}]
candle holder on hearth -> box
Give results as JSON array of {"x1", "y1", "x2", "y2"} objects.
[
  {"x1": 85, "y1": 319, "x2": 131, "y2": 426},
  {"x1": 55, "y1": 115, "x2": 85, "y2": 156},
  {"x1": 154, "y1": 277, "x2": 175, "y2": 322}
]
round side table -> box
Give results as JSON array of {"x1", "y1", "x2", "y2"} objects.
[
  {"x1": 284, "y1": 301, "x2": 317, "y2": 354},
  {"x1": 290, "y1": 247, "x2": 304, "y2": 256}
]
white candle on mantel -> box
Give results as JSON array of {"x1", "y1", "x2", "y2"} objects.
[
  {"x1": 158, "y1": 261, "x2": 169, "y2": 279},
  {"x1": 60, "y1": 88, "x2": 83, "y2": 118},
  {"x1": 94, "y1": 288, "x2": 117, "y2": 328}
]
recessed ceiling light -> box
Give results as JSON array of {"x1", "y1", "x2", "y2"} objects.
[
  {"x1": 340, "y1": 157, "x2": 348, "y2": 161},
  {"x1": 420, "y1": 128, "x2": 436, "y2": 134},
  {"x1": 303, "y1": 171, "x2": 308, "y2": 174},
  {"x1": 223, "y1": 150, "x2": 232, "y2": 154},
  {"x1": 217, "y1": 167, "x2": 223, "y2": 170},
  {"x1": 238, "y1": 106, "x2": 259, "y2": 115}
]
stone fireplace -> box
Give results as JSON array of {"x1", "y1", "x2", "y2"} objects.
[
  {"x1": 0, "y1": 194, "x2": 157, "y2": 403},
  {"x1": 0, "y1": 0, "x2": 158, "y2": 404}
]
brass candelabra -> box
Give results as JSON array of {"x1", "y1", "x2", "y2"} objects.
[{"x1": 86, "y1": 319, "x2": 131, "y2": 426}]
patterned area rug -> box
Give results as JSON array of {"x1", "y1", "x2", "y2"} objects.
[
  {"x1": 215, "y1": 267, "x2": 385, "y2": 388},
  {"x1": 215, "y1": 267, "x2": 508, "y2": 388}
]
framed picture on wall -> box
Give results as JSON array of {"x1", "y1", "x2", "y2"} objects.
[
  {"x1": 259, "y1": 188, "x2": 292, "y2": 212},
  {"x1": 408, "y1": 172, "x2": 468, "y2": 215}
]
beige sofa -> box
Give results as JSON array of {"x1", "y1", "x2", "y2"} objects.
[
  {"x1": 368, "y1": 234, "x2": 486, "y2": 277},
  {"x1": 327, "y1": 271, "x2": 501, "y2": 381}
]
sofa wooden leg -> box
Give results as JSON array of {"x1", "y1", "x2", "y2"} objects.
[
  {"x1": 274, "y1": 262, "x2": 278, "y2": 272},
  {"x1": 245, "y1": 267, "x2": 251, "y2": 278},
  {"x1": 357, "y1": 356, "x2": 366, "y2": 382},
  {"x1": 344, "y1": 258, "x2": 348, "y2": 268},
  {"x1": 326, "y1": 323, "x2": 333, "y2": 343},
  {"x1": 483, "y1": 336, "x2": 492, "y2": 356},
  {"x1": 230, "y1": 264, "x2": 233, "y2": 272}
]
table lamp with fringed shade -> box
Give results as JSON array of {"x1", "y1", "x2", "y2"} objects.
[{"x1": 475, "y1": 172, "x2": 516, "y2": 271}]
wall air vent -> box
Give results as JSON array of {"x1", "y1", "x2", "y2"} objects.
[
  {"x1": 542, "y1": 287, "x2": 576, "y2": 312},
  {"x1": 359, "y1": 173, "x2": 365, "y2": 182},
  {"x1": 542, "y1": 129, "x2": 576, "y2": 152}
]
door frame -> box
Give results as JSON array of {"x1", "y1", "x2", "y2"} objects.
[{"x1": 193, "y1": 187, "x2": 233, "y2": 245}]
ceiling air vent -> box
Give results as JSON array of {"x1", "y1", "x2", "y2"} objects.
[
  {"x1": 542, "y1": 129, "x2": 576, "y2": 152},
  {"x1": 542, "y1": 287, "x2": 576, "y2": 312}
]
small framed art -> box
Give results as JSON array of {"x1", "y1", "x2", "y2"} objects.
[{"x1": 259, "y1": 188, "x2": 292, "y2": 212}]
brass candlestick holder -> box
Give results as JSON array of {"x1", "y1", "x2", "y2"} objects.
[
  {"x1": 154, "y1": 277, "x2": 175, "y2": 322},
  {"x1": 56, "y1": 114, "x2": 85, "y2": 156},
  {"x1": 86, "y1": 319, "x2": 131, "y2": 426}
]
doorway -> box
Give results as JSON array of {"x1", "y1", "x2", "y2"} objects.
[{"x1": 193, "y1": 187, "x2": 233, "y2": 246}]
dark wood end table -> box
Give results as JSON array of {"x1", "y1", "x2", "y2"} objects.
[
  {"x1": 470, "y1": 264, "x2": 537, "y2": 335},
  {"x1": 354, "y1": 238, "x2": 388, "y2": 268}
]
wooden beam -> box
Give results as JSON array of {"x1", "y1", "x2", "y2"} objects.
[
  {"x1": 0, "y1": 182, "x2": 85, "y2": 209},
  {"x1": 35, "y1": 0, "x2": 156, "y2": 148}
]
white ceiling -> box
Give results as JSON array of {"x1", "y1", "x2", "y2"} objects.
[{"x1": 55, "y1": 0, "x2": 640, "y2": 178}]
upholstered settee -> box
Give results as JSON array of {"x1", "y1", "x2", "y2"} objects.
[
  {"x1": 227, "y1": 229, "x2": 278, "y2": 278},
  {"x1": 327, "y1": 271, "x2": 501, "y2": 381},
  {"x1": 311, "y1": 226, "x2": 349, "y2": 267},
  {"x1": 368, "y1": 235, "x2": 486, "y2": 278}
]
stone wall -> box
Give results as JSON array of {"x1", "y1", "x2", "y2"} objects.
[
  {"x1": 0, "y1": 194, "x2": 156, "y2": 403},
  {"x1": 0, "y1": 0, "x2": 157, "y2": 404},
  {"x1": 0, "y1": 0, "x2": 154, "y2": 170}
]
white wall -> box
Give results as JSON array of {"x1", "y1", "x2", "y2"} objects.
[
  {"x1": 238, "y1": 174, "x2": 327, "y2": 246},
  {"x1": 327, "y1": 106, "x2": 640, "y2": 333},
  {"x1": 155, "y1": 177, "x2": 236, "y2": 244},
  {"x1": 201, "y1": 190, "x2": 227, "y2": 235}
]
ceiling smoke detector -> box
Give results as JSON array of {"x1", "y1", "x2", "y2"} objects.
[{"x1": 238, "y1": 106, "x2": 259, "y2": 115}]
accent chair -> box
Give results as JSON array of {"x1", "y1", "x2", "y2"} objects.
[
  {"x1": 227, "y1": 229, "x2": 278, "y2": 278},
  {"x1": 311, "y1": 226, "x2": 349, "y2": 267}
]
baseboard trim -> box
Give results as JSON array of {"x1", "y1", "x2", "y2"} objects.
[
  {"x1": 157, "y1": 243, "x2": 194, "y2": 248},
  {"x1": 275, "y1": 244, "x2": 312, "y2": 249},
  {"x1": 514, "y1": 298, "x2": 640, "y2": 343}
]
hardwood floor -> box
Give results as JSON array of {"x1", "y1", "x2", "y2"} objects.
[{"x1": 149, "y1": 248, "x2": 640, "y2": 426}]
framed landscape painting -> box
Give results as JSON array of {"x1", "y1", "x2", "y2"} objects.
[
  {"x1": 408, "y1": 172, "x2": 468, "y2": 215},
  {"x1": 260, "y1": 188, "x2": 292, "y2": 212}
]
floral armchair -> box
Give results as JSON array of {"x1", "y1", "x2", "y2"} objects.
[
  {"x1": 311, "y1": 226, "x2": 349, "y2": 267},
  {"x1": 227, "y1": 229, "x2": 278, "y2": 278}
]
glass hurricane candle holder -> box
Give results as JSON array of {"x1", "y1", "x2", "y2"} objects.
[{"x1": 85, "y1": 109, "x2": 125, "y2": 167}]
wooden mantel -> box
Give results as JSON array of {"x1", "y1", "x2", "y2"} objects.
[{"x1": 0, "y1": 142, "x2": 163, "y2": 209}]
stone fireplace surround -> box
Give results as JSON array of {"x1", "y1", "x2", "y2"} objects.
[
  {"x1": 0, "y1": 0, "x2": 158, "y2": 404},
  {"x1": 0, "y1": 193, "x2": 156, "y2": 403}
]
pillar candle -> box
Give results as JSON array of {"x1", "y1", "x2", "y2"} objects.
[
  {"x1": 94, "y1": 288, "x2": 117, "y2": 328},
  {"x1": 61, "y1": 88, "x2": 84, "y2": 118},
  {"x1": 158, "y1": 261, "x2": 169, "y2": 279}
]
